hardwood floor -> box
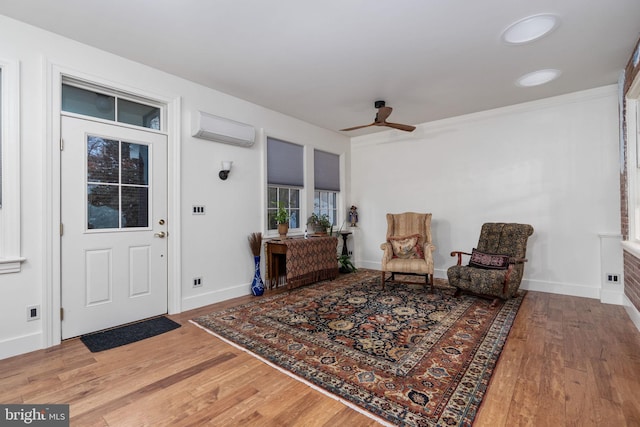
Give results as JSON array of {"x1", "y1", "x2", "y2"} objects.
[{"x1": 1, "y1": 277, "x2": 639, "y2": 426}]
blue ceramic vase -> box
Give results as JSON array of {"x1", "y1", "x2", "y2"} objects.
[{"x1": 251, "y1": 255, "x2": 265, "y2": 296}]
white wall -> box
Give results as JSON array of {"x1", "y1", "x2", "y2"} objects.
[
  {"x1": 0, "y1": 16, "x2": 349, "y2": 360},
  {"x1": 351, "y1": 86, "x2": 621, "y2": 299}
]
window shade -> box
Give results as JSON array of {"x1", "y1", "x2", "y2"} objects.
[
  {"x1": 314, "y1": 150, "x2": 340, "y2": 191},
  {"x1": 267, "y1": 137, "x2": 304, "y2": 187}
]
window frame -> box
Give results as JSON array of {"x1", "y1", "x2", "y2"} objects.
[
  {"x1": 265, "y1": 136, "x2": 305, "y2": 236},
  {"x1": 61, "y1": 78, "x2": 165, "y2": 132},
  {"x1": 0, "y1": 58, "x2": 24, "y2": 273},
  {"x1": 266, "y1": 185, "x2": 301, "y2": 232},
  {"x1": 313, "y1": 190, "x2": 338, "y2": 227},
  {"x1": 313, "y1": 149, "x2": 341, "y2": 228},
  {"x1": 623, "y1": 72, "x2": 640, "y2": 259}
]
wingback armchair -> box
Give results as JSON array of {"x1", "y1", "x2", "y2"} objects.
[
  {"x1": 380, "y1": 212, "x2": 436, "y2": 290},
  {"x1": 447, "y1": 223, "x2": 533, "y2": 305}
]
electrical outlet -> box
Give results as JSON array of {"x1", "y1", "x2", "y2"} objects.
[
  {"x1": 606, "y1": 273, "x2": 620, "y2": 284},
  {"x1": 193, "y1": 277, "x2": 203, "y2": 288},
  {"x1": 27, "y1": 305, "x2": 40, "y2": 321},
  {"x1": 192, "y1": 205, "x2": 206, "y2": 215}
]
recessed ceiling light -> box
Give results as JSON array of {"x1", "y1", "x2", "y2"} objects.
[
  {"x1": 502, "y1": 14, "x2": 559, "y2": 44},
  {"x1": 516, "y1": 69, "x2": 561, "y2": 87}
]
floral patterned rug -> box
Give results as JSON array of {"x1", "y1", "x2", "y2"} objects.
[{"x1": 191, "y1": 270, "x2": 524, "y2": 426}]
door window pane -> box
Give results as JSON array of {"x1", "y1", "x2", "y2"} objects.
[
  {"x1": 87, "y1": 136, "x2": 119, "y2": 183},
  {"x1": 121, "y1": 142, "x2": 148, "y2": 185},
  {"x1": 122, "y1": 187, "x2": 149, "y2": 228},
  {"x1": 86, "y1": 135, "x2": 150, "y2": 230},
  {"x1": 87, "y1": 184, "x2": 120, "y2": 229}
]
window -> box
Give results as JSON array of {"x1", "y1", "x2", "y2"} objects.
[
  {"x1": 267, "y1": 137, "x2": 303, "y2": 232},
  {"x1": 62, "y1": 81, "x2": 161, "y2": 130},
  {"x1": 313, "y1": 150, "x2": 340, "y2": 226}
]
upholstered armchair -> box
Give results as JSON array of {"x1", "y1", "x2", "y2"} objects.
[
  {"x1": 380, "y1": 212, "x2": 436, "y2": 290},
  {"x1": 447, "y1": 223, "x2": 534, "y2": 305}
]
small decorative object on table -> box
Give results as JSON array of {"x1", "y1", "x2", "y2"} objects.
[
  {"x1": 307, "y1": 213, "x2": 331, "y2": 235},
  {"x1": 248, "y1": 232, "x2": 264, "y2": 296},
  {"x1": 349, "y1": 205, "x2": 358, "y2": 227},
  {"x1": 275, "y1": 203, "x2": 289, "y2": 239}
]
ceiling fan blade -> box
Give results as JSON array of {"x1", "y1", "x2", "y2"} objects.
[
  {"x1": 340, "y1": 123, "x2": 375, "y2": 131},
  {"x1": 383, "y1": 122, "x2": 416, "y2": 132},
  {"x1": 376, "y1": 106, "x2": 393, "y2": 123}
]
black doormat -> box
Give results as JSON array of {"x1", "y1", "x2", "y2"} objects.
[{"x1": 80, "y1": 316, "x2": 181, "y2": 352}]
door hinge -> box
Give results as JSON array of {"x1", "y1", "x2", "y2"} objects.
[
  {"x1": 60, "y1": 138, "x2": 64, "y2": 151},
  {"x1": 60, "y1": 308, "x2": 64, "y2": 321},
  {"x1": 60, "y1": 223, "x2": 63, "y2": 236}
]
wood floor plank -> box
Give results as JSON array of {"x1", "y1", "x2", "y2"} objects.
[{"x1": 0, "y1": 276, "x2": 639, "y2": 426}]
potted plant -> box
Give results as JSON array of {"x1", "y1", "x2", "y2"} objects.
[
  {"x1": 276, "y1": 203, "x2": 289, "y2": 239},
  {"x1": 307, "y1": 213, "x2": 332, "y2": 235},
  {"x1": 338, "y1": 254, "x2": 357, "y2": 273}
]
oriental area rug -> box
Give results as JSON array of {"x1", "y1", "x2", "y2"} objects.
[{"x1": 191, "y1": 271, "x2": 524, "y2": 426}]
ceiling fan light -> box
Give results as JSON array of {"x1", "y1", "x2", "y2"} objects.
[
  {"x1": 516, "y1": 69, "x2": 561, "y2": 87},
  {"x1": 502, "y1": 14, "x2": 559, "y2": 44}
]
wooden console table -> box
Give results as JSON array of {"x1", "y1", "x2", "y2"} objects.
[{"x1": 265, "y1": 236, "x2": 339, "y2": 290}]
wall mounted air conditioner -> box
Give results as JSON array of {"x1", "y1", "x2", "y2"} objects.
[{"x1": 192, "y1": 111, "x2": 255, "y2": 147}]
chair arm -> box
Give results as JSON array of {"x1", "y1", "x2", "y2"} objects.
[
  {"x1": 423, "y1": 242, "x2": 436, "y2": 253},
  {"x1": 422, "y1": 243, "x2": 436, "y2": 262},
  {"x1": 509, "y1": 257, "x2": 528, "y2": 264},
  {"x1": 450, "y1": 251, "x2": 472, "y2": 266},
  {"x1": 380, "y1": 242, "x2": 393, "y2": 263}
]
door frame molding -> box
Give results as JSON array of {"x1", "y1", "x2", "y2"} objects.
[{"x1": 43, "y1": 62, "x2": 182, "y2": 347}]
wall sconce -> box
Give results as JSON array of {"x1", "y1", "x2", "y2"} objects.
[{"x1": 219, "y1": 161, "x2": 233, "y2": 180}]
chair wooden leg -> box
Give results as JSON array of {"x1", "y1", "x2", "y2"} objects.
[
  {"x1": 381, "y1": 271, "x2": 386, "y2": 289},
  {"x1": 454, "y1": 288, "x2": 463, "y2": 298},
  {"x1": 490, "y1": 298, "x2": 500, "y2": 308}
]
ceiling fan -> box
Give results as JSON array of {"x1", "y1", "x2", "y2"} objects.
[{"x1": 340, "y1": 100, "x2": 416, "y2": 132}]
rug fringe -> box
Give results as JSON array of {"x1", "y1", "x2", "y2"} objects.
[{"x1": 188, "y1": 319, "x2": 395, "y2": 427}]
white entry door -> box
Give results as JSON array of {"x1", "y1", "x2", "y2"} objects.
[{"x1": 61, "y1": 116, "x2": 168, "y2": 339}]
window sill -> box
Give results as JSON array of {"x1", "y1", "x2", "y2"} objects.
[
  {"x1": 622, "y1": 241, "x2": 640, "y2": 259},
  {"x1": 0, "y1": 257, "x2": 26, "y2": 274}
]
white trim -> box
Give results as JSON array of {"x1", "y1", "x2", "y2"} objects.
[
  {"x1": 181, "y1": 283, "x2": 250, "y2": 312},
  {"x1": 166, "y1": 95, "x2": 182, "y2": 314},
  {"x1": 626, "y1": 96, "x2": 639, "y2": 243},
  {"x1": 44, "y1": 62, "x2": 182, "y2": 347},
  {"x1": 600, "y1": 288, "x2": 625, "y2": 305},
  {"x1": 622, "y1": 240, "x2": 640, "y2": 259},
  {"x1": 624, "y1": 293, "x2": 640, "y2": 332},
  {"x1": 0, "y1": 332, "x2": 42, "y2": 361},
  {"x1": 0, "y1": 57, "x2": 23, "y2": 273},
  {"x1": 0, "y1": 257, "x2": 26, "y2": 274}
]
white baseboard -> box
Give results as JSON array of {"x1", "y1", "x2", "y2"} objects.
[
  {"x1": 600, "y1": 288, "x2": 625, "y2": 305},
  {"x1": 360, "y1": 261, "x2": 605, "y2": 301},
  {"x1": 624, "y1": 295, "x2": 640, "y2": 333},
  {"x1": 507, "y1": 278, "x2": 602, "y2": 299},
  {"x1": 0, "y1": 332, "x2": 43, "y2": 361},
  {"x1": 181, "y1": 283, "x2": 251, "y2": 312}
]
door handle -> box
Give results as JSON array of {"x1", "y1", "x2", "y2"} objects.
[{"x1": 154, "y1": 231, "x2": 167, "y2": 238}]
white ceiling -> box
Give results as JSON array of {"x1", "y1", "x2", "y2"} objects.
[{"x1": 1, "y1": 1, "x2": 639, "y2": 135}]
